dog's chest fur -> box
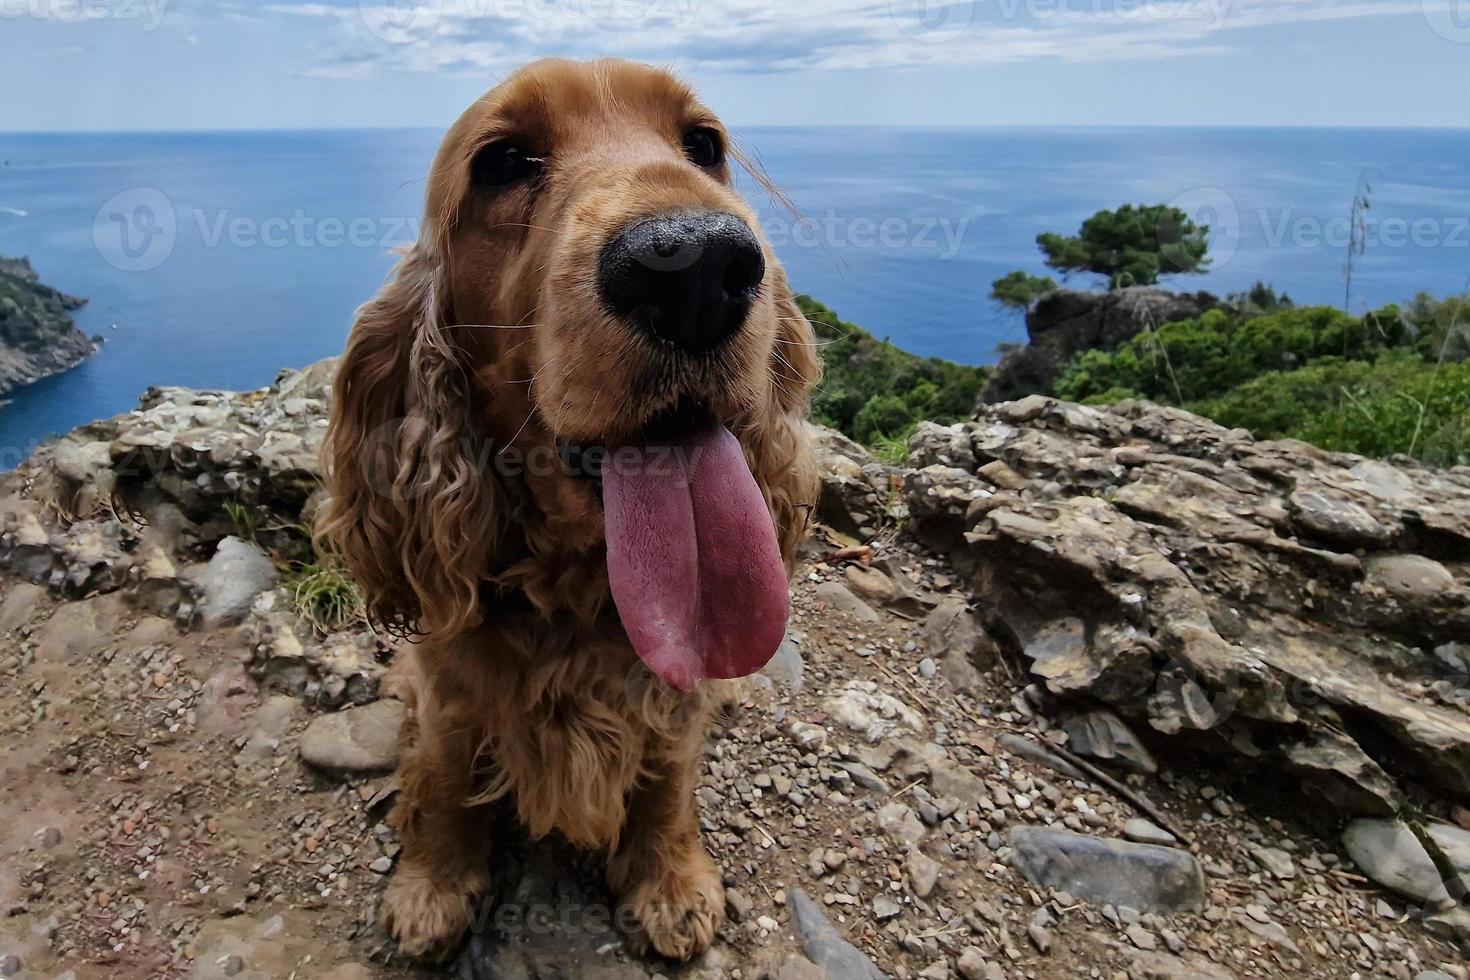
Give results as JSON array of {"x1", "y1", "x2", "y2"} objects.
[{"x1": 409, "y1": 618, "x2": 712, "y2": 852}]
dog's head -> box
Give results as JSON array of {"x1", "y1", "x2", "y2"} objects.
[{"x1": 320, "y1": 59, "x2": 820, "y2": 688}]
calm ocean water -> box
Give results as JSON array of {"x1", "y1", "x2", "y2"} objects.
[{"x1": 1, "y1": 126, "x2": 1468, "y2": 463}]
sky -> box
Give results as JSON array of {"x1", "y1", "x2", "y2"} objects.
[{"x1": 3, "y1": 0, "x2": 1469, "y2": 131}]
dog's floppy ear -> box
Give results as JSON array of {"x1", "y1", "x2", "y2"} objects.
[
  {"x1": 747, "y1": 262, "x2": 822, "y2": 567},
  {"x1": 318, "y1": 242, "x2": 501, "y2": 638}
]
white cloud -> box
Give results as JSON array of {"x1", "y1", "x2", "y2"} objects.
[{"x1": 257, "y1": 0, "x2": 1449, "y2": 78}]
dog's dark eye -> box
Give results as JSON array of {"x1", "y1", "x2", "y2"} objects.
[
  {"x1": 682, "y1": 127, "x2": 724, "y2": 168},
  {"x1": 472, "y1": 141, "x2": 542, "y2": 188}
]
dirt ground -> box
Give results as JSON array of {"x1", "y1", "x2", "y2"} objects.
[{"x1": 0, "y1": 540, "x2": 1464, "y2": 980}]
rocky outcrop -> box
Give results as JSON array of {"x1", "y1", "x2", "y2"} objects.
[
  {"x1": 982, "y1": 288, "x2": 1216, "y2": 403},
  {"x1": 2, "y1": 358, "x2": 332, "y2": 588},
  {"x1": 889, "y1": 395, "x2": 1470, "y2": 817},
  {"x1": 0, "y1": 256, "x2": 95, "y2": 396}
]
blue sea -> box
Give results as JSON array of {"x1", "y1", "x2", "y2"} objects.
[{"x1": 2, "y1": 126, "x2": 1469, "y2": 465}]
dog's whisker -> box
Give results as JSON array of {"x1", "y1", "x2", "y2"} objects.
[
  {"x1": 775, "y1": 334, "x2": 848, "y2": 349},
  {"x1": 500, "y1": 362, "x2": 548, "y2": 452},
  {"x1": 454, "y1": 323, "x2": 540, "y2": 330},
  {"x1": 487, "y1": 222, "x2": 561, "y2": 235}
]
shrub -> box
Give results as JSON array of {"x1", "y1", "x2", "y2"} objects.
[
  {"x1": 1055, "y1": 305, "x2": 1412, "y2": 405},
  {"x1": 795, "y1": 295, "x2": 987, "y2": 447},
  {"x1": 990, "y1": 270, "x2": 1057, "y2": 311},
  {"x1": 1199, "y1": 354, "x2": 1470, "y2": 466}
]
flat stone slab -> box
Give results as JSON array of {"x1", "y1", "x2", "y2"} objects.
[
  {"x1": 1008, "y1": 826, "x2": 1205, "y2": 913},
  {"x1": 1344, "y1": 818, "x2": 1470, "y2": 905},
  {"x1": 789, "y1": 887, "x2": 886, "y2": 979},
  {"x1": 299, "y1": 700, "x2": 404, "y2": 775}
]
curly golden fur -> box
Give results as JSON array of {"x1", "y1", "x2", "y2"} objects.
[{"x1": 318, "y1": 58, "x2": 819, "y2": 960}]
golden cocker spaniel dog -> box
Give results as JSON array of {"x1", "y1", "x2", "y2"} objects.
[{"x1": 319, "y1": 58, "x2": 820, "y2": 960}]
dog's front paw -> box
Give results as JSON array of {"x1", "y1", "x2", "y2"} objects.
[
  {"x1": 619, "y1": 851, "x2": 724, "y2": 961},
  {"x1": 380, "y1": 864, "x2": 487, "y2": 958}
]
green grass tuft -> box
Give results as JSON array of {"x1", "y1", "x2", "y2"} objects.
[{"x1": 281, "y1": 561, "x2": 366, "y2": 635}]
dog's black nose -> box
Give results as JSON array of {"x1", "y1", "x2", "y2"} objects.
[{"x1": 598, "y1": 209, "x2": 765, "y2": 354}]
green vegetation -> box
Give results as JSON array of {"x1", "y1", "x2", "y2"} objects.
[
  {"x1": 1036, "y1": 204, "x2": 1210, "y2": 289},
  {"x1": 0, "y1": 257, "x2": 84, "y2": 353},
  {"x1": 1055, "y1": 305, "x2": 1410, "y2": 405},
  {"x1": 281, "y1": 561, "x2": 366, "y2": 634},
  {"x1": 990, "y1": 270, "x2": 1057, "y2": 311},
  {"x1": 1198, "y1": 354, "x2": 1470, "y2": 465},
  {"x1": 796, "y1": 294, "x2": 988, "y2": 447},
  {"x1": 1054, "y1": 292, "x2": 1470, "y2": 466},
  {"x1": 224, "y1": 498, "x2": 363, "y2": 633}
]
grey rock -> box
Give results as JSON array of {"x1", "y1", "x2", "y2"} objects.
[
  {"x1": 299, "y1": 699, "x2": 404, "y2": 775},
  {"x1": 871, "y1": 895, "x2": 902, "y2": 920},
  {"x1": 812, "y1": 581, "x2": 880, "y2": 624},
  {"x1": 955, "y1": 948, "x2": 993, "y2": 980},
  {"x1": 905, "y1": 849, "x2": 941, "y2": 899},
  {"x1": 844, "y1": 565, "x2": 896, "y2": 604},
  {"x1": 1289, "y1": 487, "x2": 1394, "y2": 548},
  {"x1": 998, "y1": 733, "x2": 1084, "y2": 779},
  {"x1": 1247, "y1": 845, "x2": 1295, "y2": 880},
  {"x1": 1060, "y1": 707, "x2": 1158, "y2": 775},
  {"x1": 1365, "y1": 553, "x2": 1456, "y2": 602},
  {"x1": 770, "y1": 954, "x2": 832, "y2": 980},
  {"x1": 760, "y1": 635, "x2": 806, "y2": 693},
  {"x1": 909, "y1": 420, "x2": 976, "y2": 471},
  {"x1": 1423, "y1": 907, "x2": 1470, "y2": 949},
  {"x1": 1344, "y1": 818, "x2": 1470, "y2": 905},
  {"x1": 878, "y1": 802, "x2": 926, "y2": 849},
  {"x1": 1124, "y1": 949, "x2": 1237, "y2": 980},
  {"x1": 1122, "y1": 818, "x2": 1177, "y2": 847},
  {"x1": 837, "y1": 761, "x2": 892, "y2": 794},
  {"x1": 192, "y1": 537, "x2": 277, "y2": 628},
  {"x1": 823, "y1": 680, "x2": 925, "y2": 743},
  {"x1": 906, "y1": 464, "x2": 989, "y2": 543},
  {"x1": 788, "y1": 888, "x2": 886, "y2": 980},
  {"x1": 725, "y1": 887, "x2": 752, "y2": 923},
  {"x1": 1007, "y1": 827, "x2": 1205, "y2": 913},
  {"x1": 1125, "y1": 923, "x2": 1157, "y2": 950},
  {"x1": 1237, "y1": 914, "x2": 1300, "y2": 953},
  {"x1": 921, "y1": 598, "x2": 994, "y2": 694},
  {"x1": 1277, "y1": 730, "x2": 1401, "y2": 817}
]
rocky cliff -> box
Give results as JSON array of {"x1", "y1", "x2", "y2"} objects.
[
  {"x1": 0, "y1": 256, "x2": 95, "y2": 397},
  {"x1": 982, "y1": 288, "x2": 1216, "y2": 403},
  {"x1": 1, "y1": 363, "x2": 1468, "y2": 979}
]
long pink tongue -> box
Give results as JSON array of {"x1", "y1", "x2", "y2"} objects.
[{"x1": 602, "y1": 424, "x2": 789, "y2": 691}]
